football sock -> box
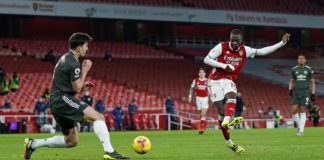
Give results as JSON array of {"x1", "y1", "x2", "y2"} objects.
[
  {"x1": 292, "y1": 113, "x2": 300, "y2": 128},
  {"x1": 219, "y1": 120, "x2": 230, "y2": 140},
  {"x1": 224, "y1": 99, "x2": 237, "y2": 117},
  {"x1": 201, "y1": 120, "x2": 207, "y2": 131},
  {"x1": 198, "y1": 121, "x2": 202, "y2": 131},
  {"x1": 226, "y1": 139, "x2": 232, "y2": 144},
  {"x1": 201, "y1": 117, "x2": 207, "y2": 130},
  {"x1": 299, "y1": 112, "x2": 306, "y2": 132},
  {"x1": 93, "y1": 120, "x2": 114, "y2": 153},
  {"x1": 32, "y1": 136, "x2": 67, "y2": 149}
]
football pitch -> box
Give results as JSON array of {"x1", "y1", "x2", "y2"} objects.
[{"x1": 1, "y1": 128, "x2": 324, "y2": 160}]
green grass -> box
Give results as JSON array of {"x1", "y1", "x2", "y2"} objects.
[{"x1": 1, "y1": 128, "x2": 324, "y2": 160}]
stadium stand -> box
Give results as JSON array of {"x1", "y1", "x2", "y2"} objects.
[
  {"x1": 242, "y1": 59, "x2": 324, "y2": 96},
  {"x1": 1, "y1": 55, "x2": 323, "y2": 120},
  {"x1": 0, "y1": 38, "x2": 182, "y2": 59}
]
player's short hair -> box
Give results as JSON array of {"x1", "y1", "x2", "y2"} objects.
[
  {"x1": 298, "y1": 54, "x2": 306, "y2": 58},
  {"x1": 69, "y1": 32, "x2": 93, "y2": 50},
  {"x1": 199, "y1": 68, "x2": 205, "y2": 72},
  {"x1": 230, "y1": 29, "x2": 243, "y2": 36}
]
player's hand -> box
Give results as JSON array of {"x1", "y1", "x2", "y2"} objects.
[
  {"x1": 282, "y1": 33, "x2": 290, "y2": 44},
  {"x1": 311, "y1": 94, "x2": 315, "y2": 103},
  {"x1": 224, "y1": 64, "x2": 235, "y2": 72},
  {"x1": 83, "y1": 81, "x2": 94, "y2": 91},
  {"x1": 289, "y1": 90, "x2": 293, "y2": 97},
  {"x1": 188, "y1": 96, "x2": 192, "y2": 103},
  {"x1": 82, "y1": 59, "x2": 92, "y2": 73}
]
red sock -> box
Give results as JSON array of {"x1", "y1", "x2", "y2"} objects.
[
  {"x1": 201, "y1": 120, "x2": 207, "y2": 131},
  {"x1": 218, "y1": 120, "x2": 230, "y2": 140},
  {"x1": 198, "y1": 120, "x2": 202, "y2": 131},
  {"x1": 224, "y1": 101, "x2": 236, "y2": 117}
]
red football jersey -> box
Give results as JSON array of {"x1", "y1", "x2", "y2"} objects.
[
  {"x1": 193, "y1": 78, "x2": 208, "y2": 97},
  {"x1": 209, "y1": 42, "x2": 247, "y2": 81}
]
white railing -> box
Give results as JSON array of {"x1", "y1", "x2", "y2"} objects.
[
  {"x1": 150, "y1": 113, "x2": 193, "y2": 131},
  {"x1": 149, "y1": 36, "x2": 273, "y2": 49}
]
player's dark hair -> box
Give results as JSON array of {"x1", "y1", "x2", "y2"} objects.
[
  {"x1": 69, "y1": 32, "x2": 93, "y2": 50},
  {"x1": 199, "y1": 68, "x2": 205, "y2": 72},
  {"x1": 230, "y1": 29, "x2": 243, "y2": 36},
  {"x1": 298, "y1": 54, "x2": 306, "y2": 58}
]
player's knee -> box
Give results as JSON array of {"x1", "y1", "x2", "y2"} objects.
[
  {"x1": 300, "y1": 107, "x2": 306, "y2": 113},
  {"x1": 291, "y1": 106, "x2": 298, "y2": 113},
  {"x1": 98, "y1": 113, "x2": 105, "y2": 121},
  {"x1": 226, "y1": 92, "x2": 237, "y2": 99}
]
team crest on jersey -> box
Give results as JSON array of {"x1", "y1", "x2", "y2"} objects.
[
  {"x1": 75, "y1": 68, "x2": 80, "y2": 74},
  {"x1": 304, "y1": 71, "x2": 307, "y2": 74},
  {"x1": 296, "y1": 71, "x2": 298, "y2": 74},
  {"x1": 239, "y1": 50, "x2": 243, "y2": 56}
]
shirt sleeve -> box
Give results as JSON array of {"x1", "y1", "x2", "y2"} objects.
[
  {"x1": 309, "y1": 68, "x2": 314, "y2": 79},
  {"x1": 191, "y1": 79, "x2": 196, "y2": 88},
  {"x1": 204, "y1": 43, "x2": 227, "y2": 69},
  {"x1": 69, "y1": 63, "x2": 81, "y2": 82},
  {"x1": 207, "y1": 43, "x2": 222, "y2": 59},
  {"x1": 245, "y1": 41, "x2": 285, "y2": 58},
  {"x1": 290, "y1": 69, "x2": 295, "y2": 80},
  {"x1": 244, "y1": 46, "x2": 257, "y2": 58}
]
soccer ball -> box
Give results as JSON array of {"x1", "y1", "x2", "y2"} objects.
[{"x1": 132, "y1": 136, "x2": 151, "y2": 154}]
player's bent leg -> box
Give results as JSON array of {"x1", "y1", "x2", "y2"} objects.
[
  {"x1": 213, "y1": 101, "x2": 224, "y2": 115},
  {"x1": 24, "y1": 135, "x2": 70, "y2": 160},
  {"x1": 24, "y1": 128, "x2": 75, "y2": 159},
  {"x1": 83, "y1": 107, "x2": 129, "y2": 159},
  {"x1": 64, "y1": 127, "x2": 79, "y2": 147}
]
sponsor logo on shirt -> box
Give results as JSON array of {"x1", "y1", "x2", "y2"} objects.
[{"x1": 62, "y1": 96, "x2": 80, "y2": 109}]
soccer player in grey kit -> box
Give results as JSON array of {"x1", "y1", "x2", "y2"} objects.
[{"x1": 24, "y1": 33, "x2": 129, "y2": 160}]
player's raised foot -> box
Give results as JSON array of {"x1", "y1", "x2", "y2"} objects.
[
  {"x1": 229, "y1": 117, "x2": 244, "y2": 127},
  {"x1": 222, "y1": 116, "x2": 244, "y2": 128},
  {"x1": 104, "y1": 151, "x2": 129, "y2": 160},
  {"x1": 221, "y1": 116, "x2": 231, "y2": 128},
  {"x1": 227, "y1": 141, "x2": 245, "y2": 155},
  {"x1": 24, "y1": 138, "x2": 35, "y2": 160}
]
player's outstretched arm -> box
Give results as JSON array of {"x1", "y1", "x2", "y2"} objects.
[
  {"x1": 247, "y1": 33, "x2": 290, "y2": 57},
  {"x1": 204, "y1": 43, "x2": 235, "y2": 71}
]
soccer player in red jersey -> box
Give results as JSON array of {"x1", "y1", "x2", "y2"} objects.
[
  {"x1": 188, "y1": 68, "x2": 209, "y2": 134},
  {"x1": 204, "y1": 29, "x2": 290, "y2": 154}
]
